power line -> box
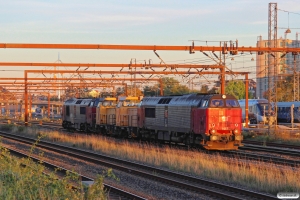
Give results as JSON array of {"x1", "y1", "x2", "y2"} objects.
[{"x1": 278, "y1": 8, "x2": 300, "y2": 16}]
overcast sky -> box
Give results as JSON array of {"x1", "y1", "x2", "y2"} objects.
[{"x1": 0, "y1": 0, "x2": 299, "y2": 80}]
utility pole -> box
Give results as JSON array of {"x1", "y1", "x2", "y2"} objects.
[
  {"x1": 295, "y1": 33, "x2": 299, "y2": 101},
  {"x1": 268, "y1": 2, "x2": 278, "y2": 134}
]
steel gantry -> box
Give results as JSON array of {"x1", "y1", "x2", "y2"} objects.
[
  {"x1": 19, "y1": 69, "x2": 250, "y2": 126},
  {"x1": 2, "y1": 42, "x2": 299, "y2": 127},
  {"x1": 0, "y1": 42, "x2": 300, "y2": 52}
]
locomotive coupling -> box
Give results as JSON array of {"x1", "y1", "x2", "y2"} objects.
[{"x1": 209, "y1": 134, "x2": 243, "y2": 141}]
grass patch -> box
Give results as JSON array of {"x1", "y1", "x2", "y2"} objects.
[
  {"x1": 2, "y1": 124, "x2": 300, "y2": 195},
  {"x1": 0, "y1": 136, "x2": 114, "y2": 200},
  {"x1": 243, "y1": 130, "x2": 300, "y2": 145}
]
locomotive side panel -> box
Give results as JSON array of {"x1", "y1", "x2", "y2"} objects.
[
  {"x1": 96, "y1": 106, "x2": 101, "y2": 125},
  {"x1": 192, "y1": 108, "x2": 207, "y2": 134},
  {"x1": 128, "y1": 107, "x2": 138, "y2": 127},
  {"x1": 154, "y1": 106, "x2": 165, "y2": 127},
  {"x1": 137, "y1": 107, "x2": 144, "y2": 128},
  {"x1": 116, "y1": 107, "x2": 127, "y2": 127},
  {"x1": 168, "y1": 105, "x2": 191, "y2": 132},
  {"x1": 86, "y1": 106, "x2": 93, "y2": 125},
  {"x1": 143, "y1": 107, "x2": 155, "y2": 127},
  {"x1": 106, "y1": 108, "x2": 116, "y2": 125}
]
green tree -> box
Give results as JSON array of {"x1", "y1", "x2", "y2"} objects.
[
  {"x1": 199, "y1": 85, "x2": 209, "y2": 93},
  {"x1": 160, "y1": 77, "x2": 190, "y2": 95},
  {"x1": 225, "y1": 80, "x2": 245, "y2": 99},
  {"x1": 143, "y1": 77, "x2": 191, "y2": 96},
  {"x1": 265, "y1": 75, "x2": 294, "y2": 102}
]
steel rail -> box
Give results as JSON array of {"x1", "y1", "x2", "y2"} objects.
[
  {"x1": 0, "y1": 131, "x2": 277, "y2": 200},
  {"x1": 239, "y1": 144, "x2": 300, "y2": 157},
  {"x1": 8, "y1": 120, "x2": 300, "y2": 168},
  {"x1": 225, "y1": 151, "x2": 300, "y2": 167},
  {"x1": 2, "y1": 120, "x2": 300, "y2": 168},
  {"x1": 243, "y1": 140, "x2": 300, "y2": 150}
]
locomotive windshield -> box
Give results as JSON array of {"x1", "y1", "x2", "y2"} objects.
[
  {"x1": 225, "y1": 99, "x2": 239, "y2": 107},
  {"x1": 102, "y1": 101, "x2": 115, "y2": 107},
  {"x1": 210, "y1": 99, "x2": 224, "y2": 107},
  {"x1": 209, "y1": 99, "x2": 239, "y2": 108}
]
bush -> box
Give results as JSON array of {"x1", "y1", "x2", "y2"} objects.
[{"x1": 0, "y1": 139, "x2": 112, "y2": 200}]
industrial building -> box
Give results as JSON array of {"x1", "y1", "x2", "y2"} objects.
[{"x1": 256, "y1": 35, "x2": 300, "y2": 99}]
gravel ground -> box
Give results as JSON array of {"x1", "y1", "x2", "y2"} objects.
[{"x1": 1, "y1": 138, "x2": 216, "y2": 200}]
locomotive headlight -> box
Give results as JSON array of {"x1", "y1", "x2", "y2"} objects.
[
  {"x1": 233, "y1": 129, "x2": 239, "y2": 134},
  {"x1": 210, "y1": 129, "x2": 216, "y2": 134},
  {"x1": 222, "y1": 94, "x2": 226, "y2": 99},
  {"x1": 210, "y1": 135, "x2": 219, "y2": 141}
]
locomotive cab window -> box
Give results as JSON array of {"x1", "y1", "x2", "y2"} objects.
[
  {"x1": 76, "y1": 100, "x2": 82, "y2": 104},
  {"x1": 117, "y1": 102, "x2": 122, "y2": 108},
  {"x1": 210, "y1": 99, "x2": 224, "y2": 107},
  {"x1": 103, "y1": 101, "x2": 110, "y2": 107},
  {"x1": 137, "y1": 101, "x2": 143, "y2": 107},
  {"x1": 80, "y1": 107, "x2": 86, "y2": 114},
  {"x1": 225, "y1": 99, "x2": 239, "y2": 107},
  {"x1": 145, "y1": 108, "x2": 155, "y2": 118},
  {"x1": 66, "y1": 106, "x2": 70, "y2": 116},
  {"x1": 200, "y1": 99, "x2": 208, "y2": 107}
]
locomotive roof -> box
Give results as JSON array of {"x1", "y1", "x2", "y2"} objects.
[
  {"x1": 277, "y1": 101, "x2": 300, "y2": 107},
  {"x1": 64, "y1": 98, "x2": 92, "y2": 105},
  {"x1": 118, "y1": 96, "x2": 141, "y2": 101},
  {"x1": 238, "y1": 99, "x2": 269, "y2": 106},
  {"x1": 141, "y1": 93, "x2": 227, "y2": 106}
]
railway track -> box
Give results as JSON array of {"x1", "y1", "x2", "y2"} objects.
[
  {"x1": 239, "y1": 144, "x2": 300, "y2": 157},
  {"x1": 4, "y1": 145, "x2": 146, "y2": 200},
  {"x1": 30, "y1": 122, "x2": 300, "y2": 167},
  {"x1": 225, "y1": 150, "x2": 300, "y2": 167},
  {"x1": 243, "y1": 140, "x2": 300, "y2": 150},
  {"x1": 2, "y1": 121, "x2": 299, "y2": 167},
  {"x1": 0, "y1": 131, "x2": 277, "y2": 200}
]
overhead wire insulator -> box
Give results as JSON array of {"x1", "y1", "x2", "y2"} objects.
[
  {"x1": 222, "y1": 42, "x2": 227, "y2": 54},
  {"x1": 212, "y1": 51, "x2": 219, "y2": 59},
  {"x1": 280, "y1": 53, "x2": 286, "y2": 58},
  {"x1": 258, "y1": 51, "x2": 264, "y2": 55},
  {"x1": 202, "y1": 52, "x2": 209, "y2": 57},
  {"x1": 190, "y1": 41, "x2": 195, "y2": 54}
]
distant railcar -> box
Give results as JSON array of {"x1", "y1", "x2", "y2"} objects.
[
  {"x1": 85, "y1": 98, "x2": 102, "y2": 132},
  {"x1": 114, "y1": 96, "x2": 140, "y2": 138},
  {"x1": 95, "y1": 97, "x2": 117, "y2": 134},
  {"x1": 238, "y1": 99, "x2": 275, "y2": 124},
  {"x1": 277, "y1": 101, "x2": 300, "y2": 123},
  {"x1": 62, "y1": 98, "x2": 92, "y2": 130}
]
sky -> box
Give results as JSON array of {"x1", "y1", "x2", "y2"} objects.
[{"x1": 0, "y1": 0, "x2": 299, "y2": 85}]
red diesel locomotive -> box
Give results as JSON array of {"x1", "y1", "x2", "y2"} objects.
[
  {"x1": 137, "y1": 93, "x2": 243, "y2": 150},
  {"x1": 62, "y1": 93, "x2": 243, "y2": 150}
]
